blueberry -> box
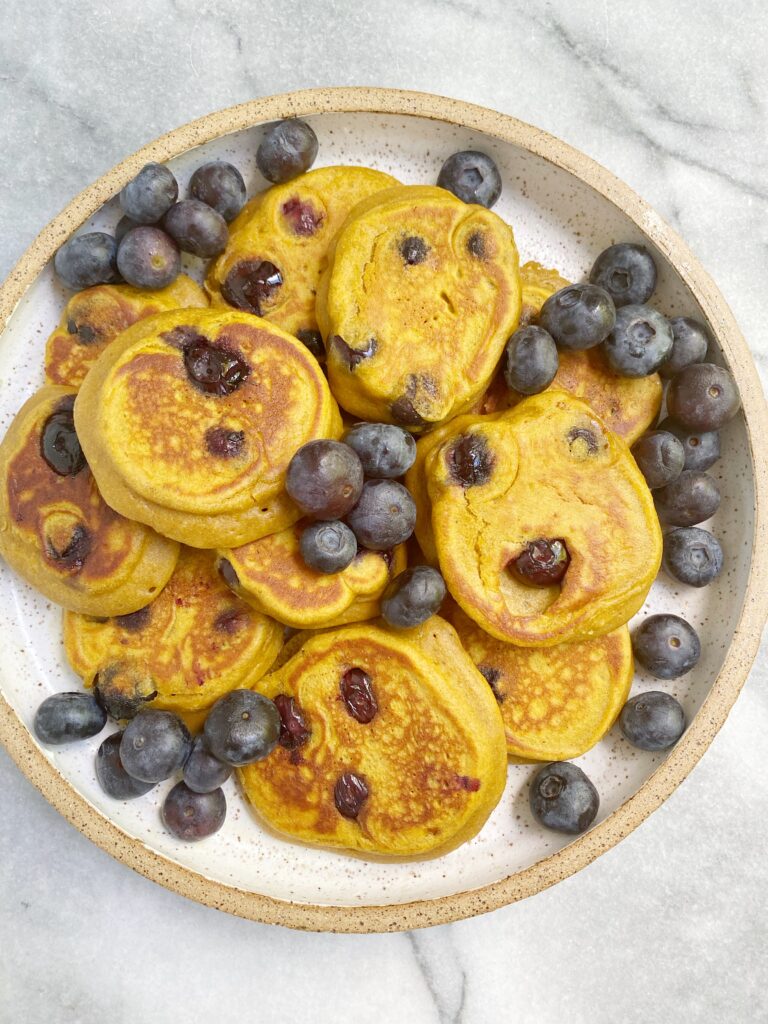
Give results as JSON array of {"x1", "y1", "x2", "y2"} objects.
[
  {"x1": 41, "y1": 400, "x2": 86, "y2": 477},
  {"x1": 299, "y1": 520, "x2": 357, "y2": 574},
  {"x1": 666, "y1": 363, "x2": 741, "y2": 432},
  {"x1": 655, "y1": 470, "x2": 720, "y2": 527},
  {"x1": 509, "y1": 539, "x2": 570, "y2": 587},
  {"x1": 663, "y1": 527, "x2": 723, "y2": 587},
  {"x1": 619, "y1": 691, "x2": 686, "y2": 750},
  {"x1": 538, "y1": 284, "x2": 616, "y2": 351},
  {"x1": 589, "y1": 243, "x2": 657, "y2": 307},
  {"x1": 117, "y1": 226, "x2": 180, "y2": 289},
  {"x1": 602, "y1": 304, "x2": 673, "y2": 377},
  {"x1": 345, "y1": 479, "x2": 417, "y2": 551},
  {"x1": 189, "y1": 160, "x2": 247, "y2": 222},
  {"x1": 630, "y1": 431, "x2": 685, "y2": 489},
  {"x1": 33, "y1": 692, "x2": 107, "y2": 745},
  {"x1": 119, "y1": 162, "x2": 178, "y2": 224},
  {"x1": 119, "y1": 710, "x2": 191, "y2": 783},
  {"x1": 221, "y1": 260, "x2": 283, "y2": 315},
  {"x1": 286, "y1": 440, "x2": 364, "y2": 519},
  {"x1": 659, "y1": 317, "x2": 709, "y2": 378},
  {"x1": 529, "y1": 762, "x2": 599, "y2": 835},
  {"x1": 203, "y1": 690, "x2": 280, "y2": 767},
  {"x1": 632, "y1": 614, "x2": 700, "y2": 679},
  {"x1": 95, "y1": 733, "x2": 155, "y2": 799},
  {"x1": 54, "y1": 232, "x2": 119, "y2": 290},
  {"x1": 183, "y1": 336, "x2": 250, "y2": 397},
  {"x1": 381, "y1": 566, "x2": 447, "y2": 628},
  {"x1": 657, "y1": 417, "x2": 720, "y2": 472},
  {"x1": 296, "y1": 328, "x2": 325, "y2": 361},
  {"x1": 256, "y1": 119, "x2": 318, "y2": 184},
  {"x1": 114, "y1": 215, "x2": 139, "y2": 245},
  {"x1": 437, "y1": 151, "x2": 502, "y2": 208},
  {"x1": 163, "y1": 199, "x2": 228, "y2": 258},
  {"x1": 448, "y1": 433, "x2": 494, "y2": 487},
  {"x1": 162, "y1": 781, "x2": 226, "y2": 841},
  {"x1": 182, "y1": 734, "x2": 232, "y2": 794},
  {"x1": 340, "y1": 668, "x2": 378, "y2": 724},
  {"x1": 503, "y1": 325, "x2": 559, "y2": 395},
  {"x1": 343, "y1": 422, "x2": 416, "y2": 478}
]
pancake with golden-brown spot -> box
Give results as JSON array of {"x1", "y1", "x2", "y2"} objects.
[
  {"x1": 316, "y1": 184, "x2": 521, "y2": 428},
  {"x1": 425, "y1": 392, "x2": 662, "y2": 646},
  {"x1": 218, "y1": 523, "x2": 407, "y2": 629},
  {"x1": 447, "y1": 603, "x2": 632, "y2": 761},
  {"x1": 0, "y1": 387, "x2": 179, "y2": 615},
  {"x1": 206, "y1": 166, "x2": 398, "y2": 342},
  {"x1": 74, "y1": 308, "x2": 342, "y2": 549},
  {"x1": 45, "y1": 275, "x2": 208, "y2": 388},
  {"x1": 64, "y1": 547, "x2": 282, "y2": 717},
  {"x1": 240, "y1": 617, "x2": 507, "y2": 858}
]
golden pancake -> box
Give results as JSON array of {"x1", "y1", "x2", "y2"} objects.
[
  {"x1": 447, "y1": 604, "x2": 633, "y2": 761},
  {"x1": 425, "y1": 392, "x2": 662, "y2": 646},
  {"x1": 317, "y1": 185, "x2": 521, "y2": 428},
  {"x1": 206, "y1": 165, "x2": 398, "y2": 340},
  {"x1": 0, "y1": 387, "x2": 179, "y2": 615},
  {"x1": 74, "y1": 308, "x2": 342, "y2": 548},
  {"x1": 240, "y1": 617, "x2": 507, "y2": 858},
  {"x1": 218, "y1": 524, "x2": 407, "y2": 629},
  {"x1": 45, "y1": 275, "x2": 208, "y2": 388}
]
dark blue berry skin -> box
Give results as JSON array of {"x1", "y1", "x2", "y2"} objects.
[
  {"x1": 655, "y1": 470, "x2": 720, "y2": 527},
  {"x1": 589, "y1": 243, "x2": 657, "y2": 307},
  {"x1": 437, "y1": 151, "x2": 502, "y2": 208},
  {"x1": 632, "y1": 614, "x2": 700, "y2": 679},
  {"x1": 163, "y1": 200, "x2": 228, "y2": 258},
  {"x1": 114, "y1": 215, "x2": 139, "y2": 245},
  {"x1": 343, "y1": 423, "x2": 416, "y2": 478},
  {"x1": 381, "y1": 566, "x2": 447, "y2": 628},
  {"x1": 630, "y1": 431, "x2": 685, "y2": 489},
  {"x1": 95, "y1": 733, "x2": 155, "y2": 799},
  {"x1": 346, "y1": 479, "x2": 417, "y2": 551},
  {"x1": 34, "y1": 692, "x2": 107, "y2": 745},
  {"x1": 162, "y1": 782, "x2": 226, "y2": 841},
  {"x1": 603, "y1": 304, "x2": 673, "y2": 377},
  {"x1": 117, "y1": 227, "x2": 180, "y2": 289},
  {"x1": 204, "y1": 690, "x2": 281, "y2": 767},
  {"x1": 529, "y1": 762, "x2": 599, "y2": 835},
  {"x1": 182, "y1": 734, "x2": 232, "y2": 794},
  {"x1": 503, "y1": 326, "x2": 559, "y2": 395},
  {"x1": 663, "y1": 527, "x2": 723, "y2": 587},
  {"x1": 286, "y1": 440, "x2": 364, "y2": 520},
  {"x1": 119, "y1": 710, "x2": 191, "y2": 783},
  {"x1": 666, "y1": 363, "x2": 741, "y2": 432},
  {"x1": 189, "y1": 161, "x2": 246, "y2": 222},
  {"x1": 257, "y1": 119, "x2": 318, "y2": 184},
  {"x1": 54, "y1": 233, "x2": 119, "y2": 290},
  {"x1": 619, "y1": 691, "x2": 686, "y2": 751},
  {"x1": 658, "y1": 418, "x2": 720, "y2": 472},
  {"x1": 538, "y1": 284, "x2": 616, "y2": 351},
  {"x1": 119, "y1": 162, "x2": 178, "y2": 224},
  {"x1": 300, "y1": 520, "x2": 357, "y2": 574},
  {"x1": 659, "y1": 317, "x2": 710, "y2": 378}
]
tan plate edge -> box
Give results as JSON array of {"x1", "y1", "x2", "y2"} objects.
[{"x1": 1, "y1": 87, "x2": 766, "y2": 933}]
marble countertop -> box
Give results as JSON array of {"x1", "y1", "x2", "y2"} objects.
[{"x1": 1, "y1": 1, "x2": 766, "y2": 1021}]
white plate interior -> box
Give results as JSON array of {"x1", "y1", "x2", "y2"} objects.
[{"x1": 0, "y1": 111, "x2": 753, "y2": 908}]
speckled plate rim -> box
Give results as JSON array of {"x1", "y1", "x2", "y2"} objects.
[{"x1": 0, "y1": 87, "x2": 766, "y2": 933}]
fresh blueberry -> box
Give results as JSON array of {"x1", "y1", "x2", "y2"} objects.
[
  {"x1": 630, "y1": 431, "x2": 685, "y2": 489},
  {"x1": 95, "y1": 733, "x2": 155, "y2": 799},
  {"x1": 659, "y1": 317, "x2": 710, "y2": 378},
  {"x1": 119, "y1": 710, "x2": 191, "y2": 783},
  {"x1": 529, "y1": 761, "x2": 599, "y2": 835},
  {"x1": 619, "y1": 691, "x2": 686, "y2": 750},
  {"x1": 119, "y1": 162, "x2": 178, "y2": 224},
  {"x1": 657, "y1": 417, "x2": 720, "y2": 472},
  {"x1": 163, "y1": 199, "x2": 228, "y2": 258},
  {"x1": 437, "y1": 151, "x2": 502, "y2": 208},
  {"x1": 286, "y1": 440, "x2": 364, "y2": 519},
  {"x1": 117, "y1": 226, "x2": 180, "y2": 289},
  {"x1": 381, "y1": 566, "x2": 447, "y2": 628},
  {"x1": 602, "y1": 304, "x2": 673, "y2": 377},
  {"x1": 162, "y1": 781, "x2": 226, "y2": 841},
  {"x1": 114, "y1": 215, "x2": 139, "y2": 245},
  {"x1": 256, "y1": 119, "x2": 318, "y2": 183},
  {"x1": 189, "y1": 160, "x2": 246, "y2": 222},
  {"x1": 655, "y1": 470, "x2": 720, "y2": 527},
  {"x1": 34, "y1": 692, "x2": 107, "y2": 745},
  {"x1": 203, "y1": 690, "x2": 280, "y2": 767},
  {"x1": 632, "y1": 614, "x2": 700, "y2": 679},
  {"x1": 538, "y1": 284, "x2": 616, "y2": 351},
  {"x1": 589, "y1": 243, "x2": 657, "y2": 307},
  {"x1": 503, "y1": 325, "x2": 559, "y2": 395},
  {"x1": 666, "y1": 363, "x2": 741, "y2": 432},
  {"x1": 182, "y1": 734, "x2": 232, "y2": 794},
  {"x1": 299, "y1": 520, "x2": 357, "y2": 574},
  {"x1": 343, "y1": 422, "x2": 416, "y2": 478},
  {"x1": 54, "y1": 233, "x2": 119, "y2": 290},
  {"x1": 663, "y1": 527, "x2": 723, "y2": 587},
  {"x1": 346, "y1": 479, "x2": 417, "y2": 551}
]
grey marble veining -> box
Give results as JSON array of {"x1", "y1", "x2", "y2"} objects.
[{"x1": 1, "y1": 1, "x2": 767, "y2": 1022}]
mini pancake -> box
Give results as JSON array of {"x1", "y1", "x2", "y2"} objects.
[
  {"x1": 45, "y1": 275, "x2": 208, "y2": 388},
  {"x1": 206, "y1": 165, "x2": 398, "y2": 339},
  {"x1": 448, "y1": 604, "x2": 633, "y2": 761},
  {"x1": 241, "y1": 617, "x2": 507, "y2": 858},
  {"x1": 218, "y1": 524, "x2": 407, "y2": 629},
  {"x1": 425, "y1": 391, "x2": 662, "y2": 646},
  {"x1": 317, "y1": 184, "x2": 522, "y2": 428},
  {"x1": 74, "y1": 308, "x2": 343, "y2": 548},
  {"x1": 0, "y1": 387, "x2": 179, "y2": 615},
  {"x1": 64, "y1": 547, "x2": 282, "y2": 716}
]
